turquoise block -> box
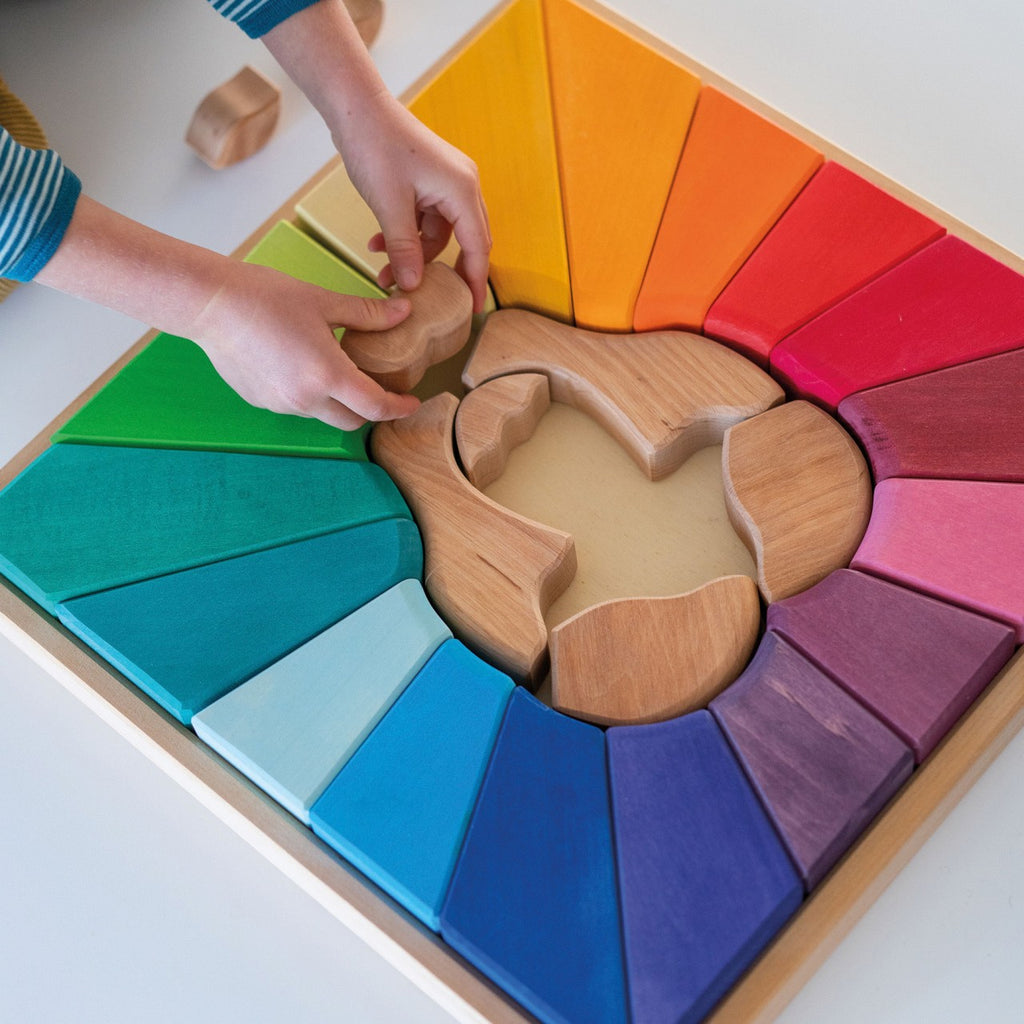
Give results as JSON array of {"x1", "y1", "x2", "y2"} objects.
[
  {"x1": 192, "y1": 580, "x2": 451, "y2": 824},
  {"x1": 440, "y1": 688, "x2": 628, "y2": 1024},
  {"x1": 0, "y1": 444, "x2": 410, "y2": 614},
  {"x1": 310, "y1": 639, "x2": 513, "y2": 931},
  {"x1": 58, "y1": 518, "x2": 423, "y2": 725}
]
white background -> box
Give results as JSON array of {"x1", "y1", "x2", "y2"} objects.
[{"x1": 1, "y1": 0, "x2": 1023, "y2": 1020}]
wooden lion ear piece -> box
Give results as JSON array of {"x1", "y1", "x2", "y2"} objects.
[{"x1": 185, "y1": 65, "x2": 281, "y2": 170}]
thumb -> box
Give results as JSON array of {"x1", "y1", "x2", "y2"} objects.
[
  {"x1": 375, "y1": 205, "x2": 425, "y2": 293},
  {"x1": 324, "y1": 290, "x2": 411, "y2": 332}
]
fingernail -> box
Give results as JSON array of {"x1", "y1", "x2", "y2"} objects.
[{"x1": 397, "y1": 268, "x2": 418, "y2": 291}]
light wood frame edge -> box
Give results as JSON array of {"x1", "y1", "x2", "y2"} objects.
[{"x1": 2, "y1": 1, "x2": 1022, "y2": 1022}]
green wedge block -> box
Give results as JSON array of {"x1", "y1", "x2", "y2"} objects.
[{"x1": 52, "y1": 221, "x2": 385, "y2": 459}]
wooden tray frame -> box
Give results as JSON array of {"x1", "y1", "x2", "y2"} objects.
[{"x1": 2, "y1": 2, "x2": 1023, "y2": 1021}]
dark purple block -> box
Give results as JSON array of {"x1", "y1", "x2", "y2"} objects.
[
  {"x1": 768, "y1": 569, "x2": 1016, "y2": 761},
  {"x1": 608, "y1": 710, "x2": 802, "y2": 1024},
  {"x1": 711, "y1": 632, "x2": 914, "y2": 890}
]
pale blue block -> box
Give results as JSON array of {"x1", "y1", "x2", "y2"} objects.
[
  {"x1": 310, "y1": 640, "x2": 514, "y2": 931},
  {"x1": 192, "y1": 580, "x2": 450, "y2": 824}
]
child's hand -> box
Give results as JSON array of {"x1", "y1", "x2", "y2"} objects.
[{"x1": 188, "y1": 260, "x2": 420, "y2": 431}]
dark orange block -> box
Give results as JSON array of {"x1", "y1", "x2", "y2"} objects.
[{"x1": 633, "y1": 86, "x2": 822, "y2": 333}]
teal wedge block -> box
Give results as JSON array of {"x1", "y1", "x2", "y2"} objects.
[
  {"x1": 310, "y1": 639, "x2": 514, "y2": 931},
  {"x1": 0, "y1": 444, "x2": 410, "y2": 614},
  {"x1": 192, "y1": 580, "x2": 451, "y2": 825},
  {"x1": 58, "y1": 518, "x2": 423, "y2": 725}
]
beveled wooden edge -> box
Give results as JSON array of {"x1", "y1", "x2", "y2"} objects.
[
  {"x1": 3, "y1": 3, "x2": 1024, "y2": 1023},
  {"x1": 710, "y1": 647, "x2": 1024, "y2": 1023}
]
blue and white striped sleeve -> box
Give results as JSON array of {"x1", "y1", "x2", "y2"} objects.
[
  {"x1": 0, "y1": 126, "x2": 82, "y2": 282},
  {"x1": 207, "y1": 0, "x2": 323, "y2": 39}
]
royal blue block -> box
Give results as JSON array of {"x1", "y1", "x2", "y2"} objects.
[
  {"x1": 310, "y1": 639, "x2": 513, "y2": 931},
  {"x1": 440, "y1": 688, "x2": 628, "y2": 1024},
  {"x1": 608, "y1": 710, "x2": 803, "y2": 1024},
  {"x1": 58, "y1": 518, "x2": 423, "y2": 724}
]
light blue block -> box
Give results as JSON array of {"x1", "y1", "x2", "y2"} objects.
[
  {"x1": 310, "y1": 639, "x2": 513, "y2": 931},
  {"x1": 192, "y1": 580, "x2": 451, "y2": 824}
]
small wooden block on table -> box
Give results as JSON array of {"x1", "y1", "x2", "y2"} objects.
[
  {"x1": 311, "y1": 639, "x2": 513, "y2": 931},
  {"x1": 767, "y1": 569, "x2": 1016, "y2": 761},
  {"x1": 441, "y1": 687, "x2": 628, "y2": 1024},
  {"x1": 607, "y1": 710, "x2": 802, "y2": 1024},
  {"x1": 57, "y1": 518, "x2": 423, "y2": 726},
  {"x1": 633, "y1": 85, "x2": 822, "y2": 332},
  {"x1": 408, "y1": 0, "x2": 572, "y2": 321},
  {"x1": 0, "y1": 445, "x2": 408, "y2": 614},
  {"x1": 543, "y1": 0, "x2": 700, "y2": 331},
  {"x1": 463, "y1": 308, "x2": 783, "y2": 481},
  {"x1": 340, "y1": 263, "x2": 473, "y2": 393},
  {"x1": 53, "y1": 221, "x2": 386, "y2": 460},
  {"x1": 454, "y1": 373, "x2": 550, "y2": 490},
  {"x1": 371, "y1": 392, "x2": 576, "y2": 686},
  {"x1": 185, "y1": 65, "x2": 280, "y2": 170},
  {"x1": 192, "y1": 580, "x2": 451, "y2": 825},
  {"x1": 550, "y1": 574, "x2": 760, "y2": 725},
  {"x1": 838, "y1": 348, "x2": 1024, "y2": 483},
  {"x1": 711, "y1": 631, "x2": 915, "y2": 890},
  {"x1": 772, "y1": 235, "x2": 1024, "y2": 411},
  {"x1": 722, "y1": 400, "x2": 872, "y2": 603},
  {"x1": 704, "y1": 160, "x2": 944, "y2": 366},
  {"x1": 852, "y1": 478, "x2": 1024, "y2": 642}
]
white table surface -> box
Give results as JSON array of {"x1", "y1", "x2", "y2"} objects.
[{"x1": 1, "y1": 1, "x2": 1023, "y2": 1021}]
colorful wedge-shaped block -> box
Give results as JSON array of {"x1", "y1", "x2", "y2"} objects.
[
  {"x1": 543, "y1": 0, "x2": 700, "y2": 330},
  {"x1": 839, "y1": 348, "x2": 1024, "y2": 483},
  {"x1": 0, "y1": 445, "x2": 409, "y2": 614},
  {"x1": 310, "y1": 639, "x2": 513, "y2": 931},
  {"x1": 441, "y1": 688, "x2": 628, "y2": 1024},
  {"x1": 52, "y1": 221, "x2": 385, "y2": 460},
  {"x1": 192, "y1": 580, "x2": 451, "y2": 824},
  {"x1": 408, "y1": 0, "x2": 572, "y2": 320},
  {"x1": 711, "y1": 632, "x2": 914, "y2": 890},
  {"x1": 607, "y1": 710, "x2": 802, "y2": 1024},
  {"x1": 704, "y1": 160, "x2": 945, "y2": 365},
  {"x1": 57, "y1": 519, "x2": 423, "y2": 725},
  {"x1": 772, "y1": 235, "x2": 1024, "y2": 411},
  {"x1": 767, "y1": 569, "x2": 1016, "y2": 762},
  {"x1": 633, "y1": 85, "x2": 822, "y2": 332},
  {"x1": 852, "y1": 478, "x2": 1024, "y2": 642}
]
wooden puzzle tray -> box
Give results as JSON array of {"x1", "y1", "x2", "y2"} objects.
[{"x1": 3, "y1": 1, "x2": 1024, "y2": 1021}]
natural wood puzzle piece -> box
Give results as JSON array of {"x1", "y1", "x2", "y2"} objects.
[
  {"x1": 543, "y1": 0, "x2": 700, "y2": 330},
  {"x1": 454, "y1": 373, "x2": 550, "y2": 489},
  {"x1": 711, "y1": 631, "x2": 914, "y2": 890},
  {"x1": 633, "y1": 85, "x2": 822, "y2": 333},
  {"x1": 704, "y1": 161, "x2": 945, "y2": 365},
  {"x1": 53, "y1": 221, "x2": 384, "y2": 459},
  {"x1": 192, "y1": 580, "x2": 451, "y2": 825},
  {"x1": 344, "y1": 0, "x2": 383, "y2": 47},
  {"x1": 852, "y1": 478, "x2": 1024, "y2": 642},
  {"x1": 440, "y1": 688, "x2": 628, "y2": 1024},
  {"x1": 767, "y1": 569, "x2": 1016, "y2": 761},
  {"x1": 185, "y1": 65, "x2": 280, "y2": 170},
  {"x1": 608, "y1": 710, "x2": 802, "y2": 1024},
  {"x1": 408, "y1": 0, "x2": 572, "y2": 320},
  {"x1": 57, "y1": 519, "x2": 422, "y2": 725},
  {"x1": 723, "y1": 400, "x2": 871, "y2": 603},
  {"x1": 310, "y1": 639, "x2": 513, "y2": 931},
  {"x1": 549, "y1": 575, "x2": 760, "y2": 725},
  {"x1": 0, "y1": 445, "x2": 409, "y2": 615},
  {"x1": 838, "y1": 348, "x2": 1024, "y2": 483},
  {"x1": 772, "y1": 235, "x2": 1024, "y2": 411},
  {"x1": 340, "y1": 263, "x2": 473, "y2": 392},
  {"x1": 370, "y1": 392, "x2": 576, "y2": 685},
  {"x1": 463, "y1": 308, "x2": 783, "y2": 481}
]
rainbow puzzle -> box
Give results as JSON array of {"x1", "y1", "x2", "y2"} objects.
[{"x1": 2, "y1": 1, "x2": 1023, "y2": 1021}]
